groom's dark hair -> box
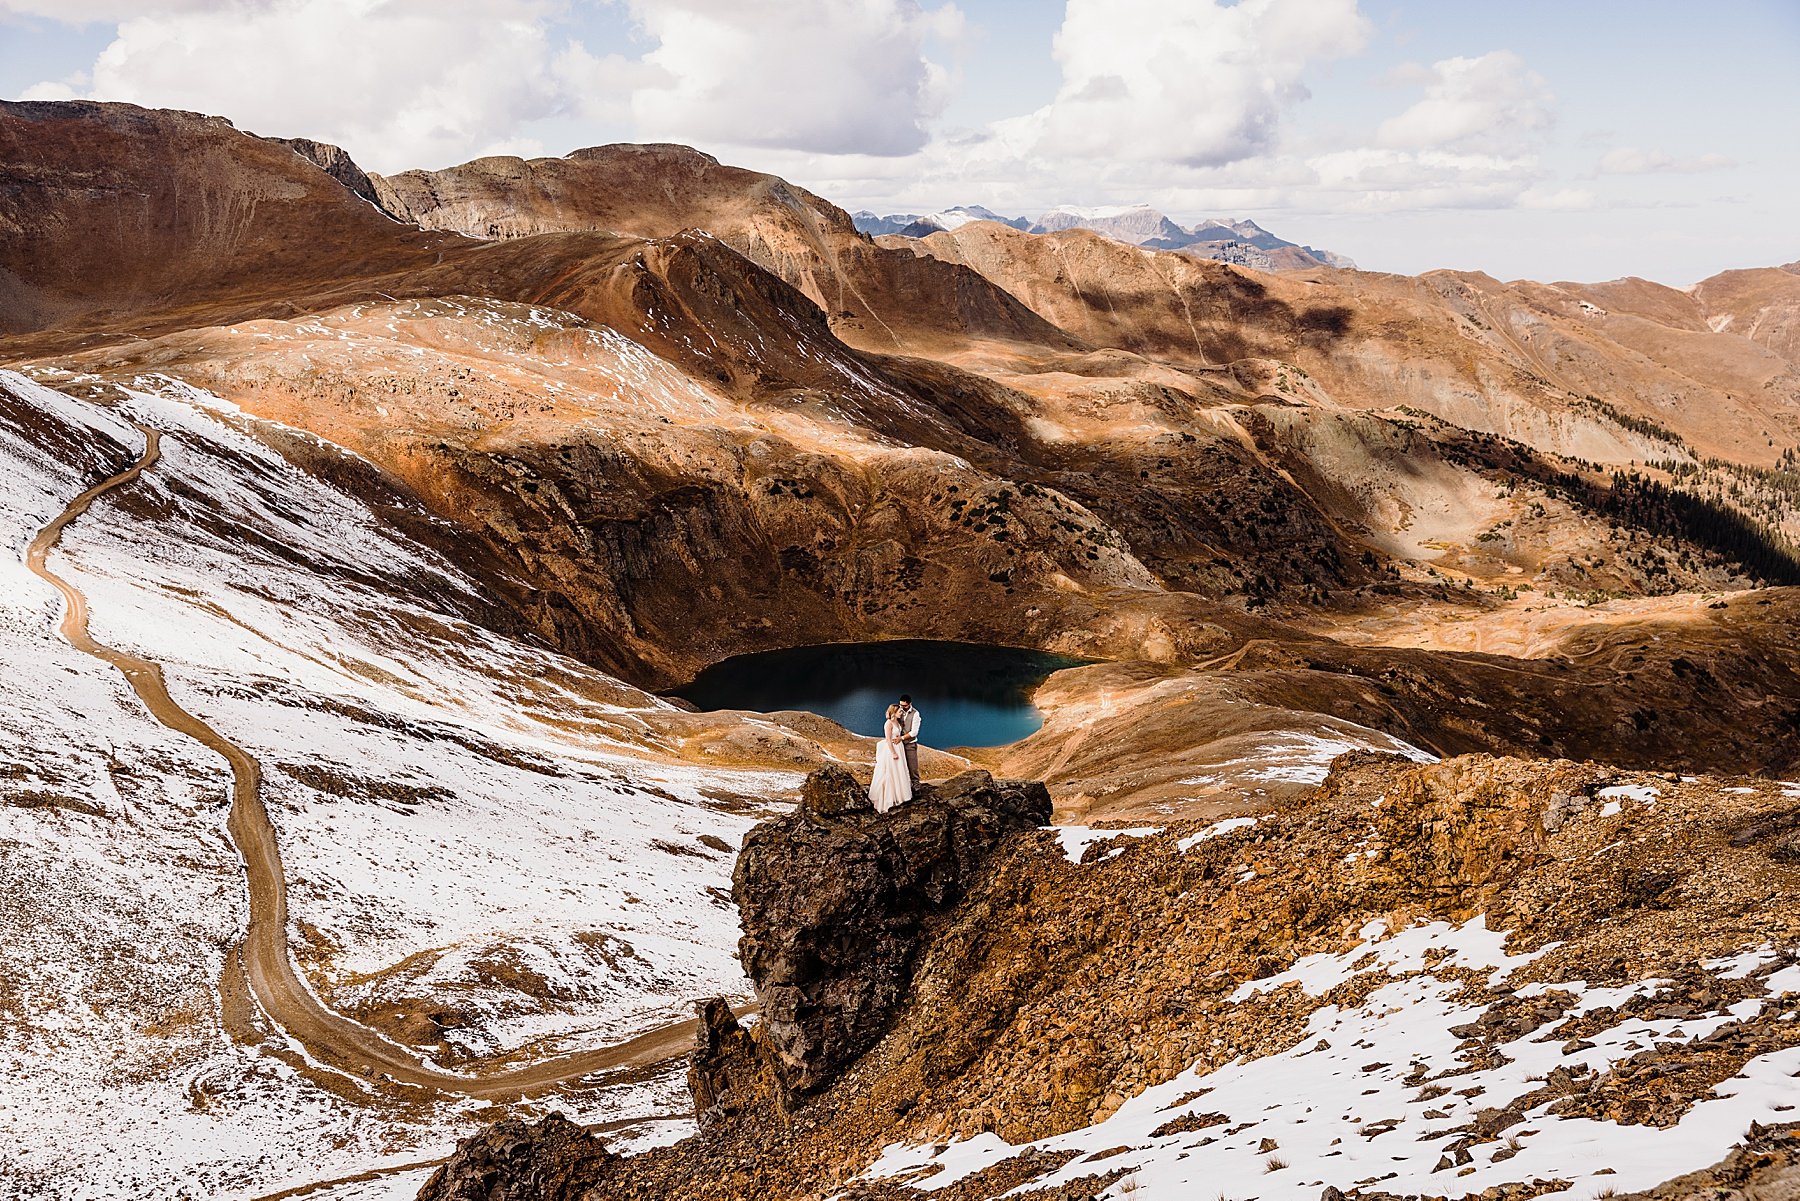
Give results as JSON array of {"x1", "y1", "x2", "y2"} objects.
[{"x1": 899, "y1": 694, "x2": 912, "y2": 703}]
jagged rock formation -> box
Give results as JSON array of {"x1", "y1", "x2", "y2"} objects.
[
  {"x1": 268, "y1": 135, "x2": 384, "y2": 208},
  {"x1": 687, "y1": 998, "x2": 778, "y2": 1132},
  {"x1": 732, "y1": 765, "x2": 1052, "y2": 1095},
  {"x1": 416, "y1": 1113, "x2": 615, "y2": 1201}
]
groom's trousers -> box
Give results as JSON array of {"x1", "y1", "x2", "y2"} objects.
[{"x1": 903, "y1": 740, "x2": 920, "y2": 787}]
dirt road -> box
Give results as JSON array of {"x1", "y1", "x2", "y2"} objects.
[{"x1": 26, "y1": 425, "x2": 703, "y2": 1100}]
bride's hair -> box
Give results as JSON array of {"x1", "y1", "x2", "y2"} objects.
[{"x1": 884, "y1": 703, "x2": 900, "y2": 722}]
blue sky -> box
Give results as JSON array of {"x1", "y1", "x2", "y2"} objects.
[{"x1": 3, "y1": 0, "x2": 1794, "y2": 283}]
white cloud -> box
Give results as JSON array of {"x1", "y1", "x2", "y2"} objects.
[
  {"x1": 67, "y1": 0, "x2": 571, "y2": 171},
  {"x1": 0, "y1": 0, "x2": 210, "y2": 18},
  {"x1": 17, "y1": 0, "x2": 964, "y2": 168},
  {"x1": 18, "y1": 78, "x2": 84, "y2": 101},
  {"x1": 781, "y1": 33, "x2": 1560, "y2": 221},
  {"x1": 1, "y1": 1, "x2": 1633, "y2": 236},
  {"x1": 625, "y1": 0, "x2": 964, "y2": 156},
  {"x1": 1517, "y1": 185, "x2": 1595, "y2": 210},
  {"x1": 1597, "y1": 146, "x2": 1735, "y2": 175},
  {"x1": 1376, "y1": 50, "x2": 1553, "y2": 155},
  {"x1": 551, "y1": 41, "x2": 666, "y2": 128},
  {"x1": 1036, "y1": 0, "x2": 1369, "y2": 166},
  {"x1": 1304, "y1": 146, "x2": 1547, "y2": 210}
]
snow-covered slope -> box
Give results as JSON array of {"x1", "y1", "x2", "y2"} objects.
[
  {"x1": 0, "y1": 371, "x2": 803, "y2": 1197},
  {"x1": 860, "y1": 916, "x2": 1800, "y2": 1199}
]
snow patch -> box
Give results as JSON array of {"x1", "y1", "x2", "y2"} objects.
[
  {"x1": 1177, "y1": 816, "x2": 1259, "y2": 852},
  {"x1": 1056, "y1": 826, "x2": 1160, "y2": 863}
]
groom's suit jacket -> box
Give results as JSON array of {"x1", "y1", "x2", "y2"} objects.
[{"x1": 901, "y1": 708, "x2": 922, "y2": 741}]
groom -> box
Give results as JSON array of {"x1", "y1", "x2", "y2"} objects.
[{"x1": 897, "y1": 694, "x2": 921, "y2": 788}]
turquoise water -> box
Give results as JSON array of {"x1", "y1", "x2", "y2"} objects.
[{"x1": 670, "y1": 639, "x2": 1087, "y2": 748}]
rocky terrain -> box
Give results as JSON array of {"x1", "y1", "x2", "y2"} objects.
[
  {"x1": 421, "y1": 756, "x2": 1800, "y2": 1200},
  {"x1": 1, "y1": 97, "x2": 1798, "y2": 1199}
]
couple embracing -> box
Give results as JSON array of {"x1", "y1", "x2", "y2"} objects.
[{"x1": 869, "y1": 694, "x2": 920, "y2": 813}]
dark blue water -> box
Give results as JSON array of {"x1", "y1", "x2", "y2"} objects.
[{"x1": 671, "y1": 640, "x2": 1088, "y2": 748}]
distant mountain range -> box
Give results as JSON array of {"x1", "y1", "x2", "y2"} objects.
[
  {"x1": 851, "y1": 202, "x2": 1355, "y2": 271},
  {"x1": 850, "y1": 205, "x2": 1032, "y2": 238}
]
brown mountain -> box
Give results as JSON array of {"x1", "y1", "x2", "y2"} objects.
[
  {"x1": 885, "y1": 221, "x2": 1800, "y2": 469},
  {"x1": 369, "y1": 143, "x2": 1076, "y2": 357},
  {"x1": 0, "y1": 100, "x2": 456, "y2": 343},
  {"x1": 5, "y1": 102, "x2": 1796, "y2": 810}
]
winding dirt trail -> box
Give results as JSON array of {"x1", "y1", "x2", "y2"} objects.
[{"x1": 26, "y1": 426, "x2": 702, "y2": 1101}]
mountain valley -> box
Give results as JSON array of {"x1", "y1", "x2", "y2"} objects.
[{"x1": 2, "y1": 97, "x2": 1799, "y2": 1200}]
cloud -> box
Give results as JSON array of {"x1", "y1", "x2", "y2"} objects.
[
  {"x1": 1305, "y1": 147, "x2": 1547, "y2": 210},
  {"x1": 1036, "y1": 0, "x2": 1369, "y2": 166},
  {"x1": 1517, "y1": 185, "x2": 1595, "y2": 210},
  {"x1": 1376, "y1": 50, "x2": 1553, "y2": 155},
  {"x1": 759, "y1": 31, "x2": 1576, "y2": 224},
  {"x1": 625, "y1": 0, "x2": 963, "y2": 157},
  {"x1": 1597, "y1": 146, "x2": 1735, "y2": 175},
  {"x1": 7, "y1": 0, "x2": 1614, "y2": 230},
  {"x1": 56, "y1": 0, "x2": 570, "y2": 171},
  {"x1": 17, "y1": 0, "x2": 963, "y2": 169},
  {"x1": 0, "y1": 0, "x2": 211, "y2": 18},
  {"x1": 18, "y1": 78, "x2": 84, "y2": 101}
]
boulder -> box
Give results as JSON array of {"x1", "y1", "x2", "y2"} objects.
[
  {"x1": 414, "y1": 1113, "x2": 614, "y2": 1201},
  {"x1": 799, "y1": 763, "x2": 874, "y2": 817},
  {"x1": 686, "y1": 997, "x2": 772, "y2": 1131},
  {"x1": 733, "y1": 767, "x2": 1050, "y2": 1096}
]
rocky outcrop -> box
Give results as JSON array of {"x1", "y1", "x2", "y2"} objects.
[
  {"x1": 420, "y1": 756, "x2": 1800, "y2": 1201},
  {"x1": 269, "y1": 136, "x2": 384, "y2": 208},
  {"x1": 686, "y1": 997, "x2": 775, "y2": 1131},
  {"x1": 1624, "y1": 1121, "x2": 1800, "y2": 1199},
  {"x1": 730, "y1": 766, "x2": 1051, "y2": 1096},
  {"x1": 1335, "y1": 751, "x2": 1598, "y2": 917},
  {"x1": 415, "y1": 1113, "x2": 615, "y2": 1201}
]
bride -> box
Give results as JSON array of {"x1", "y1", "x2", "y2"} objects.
[{"x1": 868, "y1": 702, "x2": 913, "y2": 813}]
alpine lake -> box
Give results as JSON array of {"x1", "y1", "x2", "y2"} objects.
[{"x1": 669, "y1": 639, "x2": 1088, "y2": 748}]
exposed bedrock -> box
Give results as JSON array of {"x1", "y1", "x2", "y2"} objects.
[
  {"x1": 1619, "y1": 1120, "x2": 1800, "y2": 1200},
  {"x1": 729, "y1": 765, "x2": 1052, "y2": 1098},
  {"x1": 415, "y1": 1113, "x2": 614, "y2": 1201},
  {"x1": 434, "y1": 754, "x2": 1800, "y2": 1201}
]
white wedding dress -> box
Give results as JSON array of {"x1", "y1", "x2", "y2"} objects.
[{"x1": 868, "y1": 717, "x2": 913, "y2": 813}]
